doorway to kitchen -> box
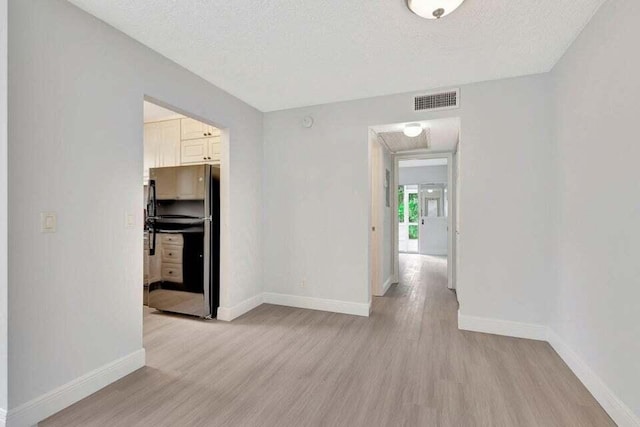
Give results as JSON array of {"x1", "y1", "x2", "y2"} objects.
[{"x1": 142, "y1": 98, "x2": 225, "y2": 321}]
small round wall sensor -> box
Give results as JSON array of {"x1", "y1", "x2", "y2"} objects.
[{"x1": 302, "y1": 116, "x2": 314, "y2": 128}]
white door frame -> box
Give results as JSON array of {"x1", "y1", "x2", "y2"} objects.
[
  {"x1": 368, "y1": 134, "x2": 384, "y2": 297},
  {"x1": 392, "y1": 151, "x2": 456, "y2": 290}
]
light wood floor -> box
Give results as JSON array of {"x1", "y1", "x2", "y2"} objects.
[{"x1": 42, "y1": 255, "x2": 614, "y2": 426}]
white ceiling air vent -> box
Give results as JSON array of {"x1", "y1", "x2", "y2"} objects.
[{"x1": 414, "y1": 89, "x2": 459, "y2": 112}]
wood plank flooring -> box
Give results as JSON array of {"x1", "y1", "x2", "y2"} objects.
[{"x1": 42, "y1": 254, "x2": 614, "y2": 426}]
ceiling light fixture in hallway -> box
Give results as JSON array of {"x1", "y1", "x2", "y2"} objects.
[{"x1": 406, "y1": 0, "x2": 466, "y2": 19}]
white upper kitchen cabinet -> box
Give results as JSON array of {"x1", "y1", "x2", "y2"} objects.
[
  {"x1": 181, "y1": 117, "x2": 221, "y2": 140},
  {"x1": 180, "y1": 138, "x2": 210, "y2": 164},
  {"x1": 180, "y1": 137, "x2": 221, "y2": 164},
  {"x1": 144, "y1": 119, "x2": 181, "y2": 181}
]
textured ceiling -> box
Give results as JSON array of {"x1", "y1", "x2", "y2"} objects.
[
  {"x1": 372, "y1": 117, "x2": 459, "y2": 152},
  {"x1": 379, "y1": 129, "x2": 431, "y2": 153},
  {"x1": 67, "y1": 0, "x2": 605, "y2": 112}
]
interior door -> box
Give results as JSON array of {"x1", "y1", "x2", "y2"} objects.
[{"x1": 419, "y1": 185, "x2": 448, "y2": 256}]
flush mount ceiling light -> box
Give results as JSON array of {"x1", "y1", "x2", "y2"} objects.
[
  {"x1": 406, "y1": 0, "x2": 465, "y2": 20},
  {"x1": 403, "y1": 123, "x2": 423, "y2": 137}
]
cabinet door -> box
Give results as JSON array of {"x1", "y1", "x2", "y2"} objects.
[
  {"x1": 181, "y1": 138, "x2": 209, "y2": 164},
  {"x1": 208, "y1": 137, "x2": 221, "y2": 162},
  {"x1": 157, "y1": 120, "x2": 181, "y2": 167},
  {"x1": 181, "y1": 118, "x2": 211, "y2": 140},
  {"x1": 208, "y1": 126, "x2": 221, "y2": 137},
  {"x1": 176, "y1": 165, "x2": 205, "y2": 200},
  {"x1": 150, "y1": 167, "x2": 177, "y2": 199}
]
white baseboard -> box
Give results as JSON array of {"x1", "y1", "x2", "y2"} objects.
[
  {"x1": 547, "y1": 330, "x2": 640, "y2": 427},
  {"x1": 457, "y1": 311, "x2": 547, "y2": 341},
  {"x1": 458, "y1": 311, "x2": 640, "y2": 427},
  {"x1": 6, "y1": 349, "x2": 145, "y2": 427},
  {"x1": 0, "y1": 408, "x2": 6, "y2": 427},
  {"x1": 217, "y1": 293, "x2": 264, "y2": 322},
  {"x1": 263, "y1": 292, "x2": 370, "y2": 317}
]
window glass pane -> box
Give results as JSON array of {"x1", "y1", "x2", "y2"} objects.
[
  {"x1": 398, "y1": 186, "x2": 404, "y2": 223},
  {"x1": 427, "y1": 199, "x2": 438, "y2": 217},
  {"x1": 408, "y1": 193, "x2": 419, "y2": 223},
  {"x1": 408, "y1": 225, "x2": 418, "y2": 240}
]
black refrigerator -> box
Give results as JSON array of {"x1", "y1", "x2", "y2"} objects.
[{"x1": 145, "y1": 164, "x2": 220, "y2": 318}]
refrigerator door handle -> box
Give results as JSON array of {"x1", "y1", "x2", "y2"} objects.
[
  {"x1": 149, "y1": 225, "x2": 157, "y2": 256},
  {"x1": 147, "y1": 179, "x2": 157, "y2": 219}
]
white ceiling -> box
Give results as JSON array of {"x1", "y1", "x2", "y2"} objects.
[
  {"x1": 68, "y1": 0, "x2": 605, "y2": 112},
  {"x1": 143, "y1": 101, "x2": 184, "y2": 123},
  {"x1": 372, "y1": 117, "x2": 459, "y2": 152}
]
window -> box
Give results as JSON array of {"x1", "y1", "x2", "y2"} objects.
[
  {"x1": 408, "y1": 193, "x2": 419, "y2": 223},
  {"x1": 398, "y1": 186, "x2": 405, "y2": 223},
  {"x1": 427, "y1": 199, "x2": 439, "y2": 217},
  {"x1": 408, "y1": 225, "x2": 418, "y2": 240}
]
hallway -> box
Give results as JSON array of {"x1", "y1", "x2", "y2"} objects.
[{"x1": 42, "y1": 255, "x2": 612, "y2": 426}]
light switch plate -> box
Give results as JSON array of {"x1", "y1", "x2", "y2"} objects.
[
  {"x1": 125, "y1": 212, "x2": 136, "y2": 228},
  {"x1": 41, "y1": 212, "x2": 57, "y2": 233}
]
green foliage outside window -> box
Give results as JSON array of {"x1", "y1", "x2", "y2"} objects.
[
  {"x1": 408, "y1": 225, "x2": 418, "y2": 240},
  {"x1": 398, "y1": 186, "x2": 405, "y2": 223},
  {"x1": 408, "y1": 193, "x2": 419, "y2": 223}
]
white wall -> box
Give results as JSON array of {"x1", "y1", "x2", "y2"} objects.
[
  {"x1": 0, "y1": 0, "x2": 7, "y2": 417},
  {"x1": 551, "y1": 0, "x2": 640, "y2": 419},
  {"x1": 263, "y1": 74, "x2": 554, "y2": 323},
  {"x1": 399, "y1": 165, "x2": 447, "y2": 186},
  {"x1": 8, "y1": 0, "x2": 262, "y2": 417}
]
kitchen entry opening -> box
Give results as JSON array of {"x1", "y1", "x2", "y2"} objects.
[{"x1": 142, "y1": 98, "x2": 224, "y2": 320}]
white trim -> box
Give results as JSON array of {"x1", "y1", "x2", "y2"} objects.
[
  {"x1": 6, "y1": 349, "x2": 145, "y2": 427},
  {"x1": 263, "y1": 293, "x2": 370, "y2": 317},
  {"x1": 458, "y1": 312, "x2": 640, "y2": 427},
  {"x1": 217, "y1": 293, "x2": 263, "y2": 322},
  {"x1": 457, "y1": 311, "x2": 547, "y2": 341},
  {"x1": 0, "y1": 408, "x2": 6, "y2": 427},
  {"x1": 547, "y1": 330, "x2": 640, "y2": 427}
]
